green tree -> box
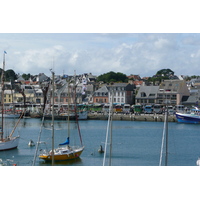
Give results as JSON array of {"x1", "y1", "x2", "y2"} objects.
[
  {"x1": 22, "y1": 73, "x2": 31, "y2": 80},
  {"x1": 5, "y1": 69, "x2": 17, "y2": 81},
  {"x1": 97, "y1": 71, "x2": 128, "y2": 83},
  {"x1": 156, "y1": 68, "x2": 174, "y2": 77}
]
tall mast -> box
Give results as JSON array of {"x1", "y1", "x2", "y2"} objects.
[
  {"x1": 51, "y1": 70, "x2": 55, "y2": 166},
  {"x1": 1, "y1": 51, "x2": 6, "y2": 141},
  {"x1": 165, "y1": 105, "x2": 169, "y2": 166},
  {"x1": 74, "y1": 70, "x2": 83, "y2": 146}
]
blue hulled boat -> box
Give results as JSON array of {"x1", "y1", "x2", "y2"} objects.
[{"x1": 176, "y1": 108, "x2": 200, "y2": 124}]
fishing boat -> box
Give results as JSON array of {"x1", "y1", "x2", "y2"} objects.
[
  {"x1": 0, "y1": 51, "x2": 23, "y2": 151},
  {"x1": 38, "y1": 70, "x2": 84, "y2": 163},
  {"x1": 175, "y1": 107, "x2": 200, "y2": 124},
  {"x1": 43, "y1": 110, "x2": 88, "y2": 120}
]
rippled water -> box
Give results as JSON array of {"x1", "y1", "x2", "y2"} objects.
[{"x1": 0, "y1": 118, "x2": 200, "y2": 166}]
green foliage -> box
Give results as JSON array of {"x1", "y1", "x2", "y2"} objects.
[
  {"x1": 5, "y1": 69, "x2": 17, "y2": 81},
  {"x1": 97, "y1": 71, "x2": 128, "y2": 83},
  {"x1": 156, "y1": 68, "x2": 174, "y2": 76},
  {"x1": 22, "y1": 73, "x2": 31, "y2": 80},
  {"x1": 0, "y1": 69, "x2": 17, "y2": 82}
]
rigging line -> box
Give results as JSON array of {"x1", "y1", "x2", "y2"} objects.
[
  {"x1": 32, "y1": 84, "x2": 49, "y2": 166},
  {"x1": 32, "y1": 114, "x2": 45, "y2": 166},
  {"x1": 159, "y1": 110, "x2": 167, "y2": 166},
  {"x1": 103, "y1": 103, "x2": 112, "y2": 166}
]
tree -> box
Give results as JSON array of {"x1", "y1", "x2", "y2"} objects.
[
  {"x1": 0, "y1": 69, "x2": 17, "y2": 82},
  {"x1": 156, "y1": 68, "x2": 174, "y2": 77},
  {"x1": 22, "y1": 73, "x2": 31, "y2": 80},
  {"x1": 97, "y1": 71, "x2": 128, "y2": 83},
  {"x1": 5, "y1": 69, "x2": 17, "y2": 81}
]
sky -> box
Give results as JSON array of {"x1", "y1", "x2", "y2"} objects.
[
  {"x1": 0, "y1": 1, "x2": 200, "y2": 79},
  {"x1": 2, "y1": 33, "x2": 200, "y2": 78}
]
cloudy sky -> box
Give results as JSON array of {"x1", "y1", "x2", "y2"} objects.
[
  {"x1": 2, "y1": 33, "x2": 200, "y2": 78},
  {"x1": 1, "y1": 1, "x2": 200, "y2": 78}
]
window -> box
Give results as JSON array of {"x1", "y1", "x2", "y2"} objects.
[
  {"x1": 149, "y1": 94, "x2": 155, "y2": 97},
  {"x1": 36, "y1": 99, "x2": 41, "y2": 103},
  {"x1": 141, "y1": 92, "x2": 146, "y2": 97}
]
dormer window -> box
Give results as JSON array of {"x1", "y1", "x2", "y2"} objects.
[{"x1": 141, "y1": 92, "x2": 146, "y2": 97}]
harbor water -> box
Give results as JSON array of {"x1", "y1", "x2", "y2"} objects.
[{"x1": 1, "y1": 117, "x2": 200, "y2": 166}]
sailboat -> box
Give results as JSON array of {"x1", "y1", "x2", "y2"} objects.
[
  {"x1": 0, "y1": 51, "x2": 22, "y2": 150},
  {"x1": 38, "y1": 70, "x2": 84, "y2": 162},
  {"x1": 196, "y1": 158, "x2": 200, "y2": 166}
]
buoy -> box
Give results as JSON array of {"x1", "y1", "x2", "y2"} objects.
[
  {"x1": 28, "y1": 139, "x2": 35, "y2": 146},
  {"x1": 98, "y1": 145, "x2": 104, "y2": 153}
]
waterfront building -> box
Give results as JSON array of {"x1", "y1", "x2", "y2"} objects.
[
  {"x1": 107, "y1": 83, "x2": 135, "y2": 105},
  {"x1": 135, "y1": 80, "x2": 190, "y2": 106},
  {"x1": 135, "y1": 85, "x2": 159, "y2": 105},
  {"x1": 93, "y1": 86, "x2": 109, "y2": 104},
  {"x1": 157, "y1": 80, "x2": 189, "y2": 105}
]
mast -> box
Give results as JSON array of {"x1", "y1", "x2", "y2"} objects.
[
  {"x1": 67, "y1": 78, "x2": 70, "y2": 141},
  {"x1": 165, "y1": 105, "x2": 169, "y2": 166},
  {"x1": 103, "y1": 83, "x2": 114, "y2": 166},
  {"x1": 74, "y1": 70, "x2": 83, "y2": 146},
  {"x1": 51, "y1": 70, "x2": 55, "y2": 166},
  {"x1": 109, "y1": 84, "x2": 114, "y2": 166},
  {"x1": 0, "y1": 51, "x2": 6, "y2": 141}
]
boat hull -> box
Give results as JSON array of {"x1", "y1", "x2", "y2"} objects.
[
  {"x1": 43, "y1": 111, "x2": 88, "y2": 120},
  {"x1": 176, "y1": 112, "x2": 200, "y2": 124},
  {"x1": 0, "y1": 114, "x2": 20, "y2": 118},
  {"x1": 39, "y1": 147, "x2": 84, "y2": 161},
  {"x1": 0, "y1": 136, "x2": 20, "y2": 151}
]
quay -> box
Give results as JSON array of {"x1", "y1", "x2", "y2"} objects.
[
  {"x1": 29, "y1": 112, "x2": 177, "y2": 122},
  {"x1": 87, "y1": 113, "x2": 177, "y2": 122}
]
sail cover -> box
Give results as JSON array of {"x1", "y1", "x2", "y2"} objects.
[{"x1": 59, "y1": 137, "x2": 70, "y2": 145}]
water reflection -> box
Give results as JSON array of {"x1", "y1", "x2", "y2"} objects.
[{"x1": 38, "y1": 157, "x2": 83, "y2": 166}]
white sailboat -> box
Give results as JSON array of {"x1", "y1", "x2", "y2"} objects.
[
  {"x1": 196, "y1": 158, "x2": 200, "y2": 166},
  {"x1": 0, "y1": 51, "x2": 22, "y2": 150}
]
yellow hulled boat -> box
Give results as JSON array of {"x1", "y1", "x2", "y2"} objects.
[
  {"x1": 39, "y1": 145, "x2": 84, "y2": 161},
  {"x1": 35, "y1": 70, "x2": 84, "y2": 165}
]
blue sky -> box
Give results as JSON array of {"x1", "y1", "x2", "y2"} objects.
[{"x1": 2, "y1": 33, "x2": 200, "y2": 77}]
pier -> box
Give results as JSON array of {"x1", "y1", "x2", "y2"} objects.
[{"x1": 88, "y1": 113, "x2": 177, "y2": 122}]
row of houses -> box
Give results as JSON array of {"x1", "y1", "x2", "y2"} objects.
[{"x1": 1, "y1": 72, "x2": 200, "y2": 108}]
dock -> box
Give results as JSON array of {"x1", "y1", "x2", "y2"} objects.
[{"x1": 88, "y1": 113, "x2": 177, "y2": 122}]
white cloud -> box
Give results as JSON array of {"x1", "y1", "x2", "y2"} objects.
[{"x1": 3, "y1": 33, "x2": 200, "y2": 77}]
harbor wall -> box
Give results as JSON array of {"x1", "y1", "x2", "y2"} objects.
[{"x1": 88, "y1": 113, "x2": 177, "y2": 122}]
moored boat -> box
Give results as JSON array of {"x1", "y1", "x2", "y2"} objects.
[
  {"x1": 39, "y1": 145, "x2": 84, "y2": 161},
  {"x1": 175, "y1": 112, "x2": 200, "y2": 124},
  {"x1": 37, "y1": 70, "x2": 84, "y2": 163},
  {"x1": 0, "y1": 51, "x2": 23, "y2": 150}
]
